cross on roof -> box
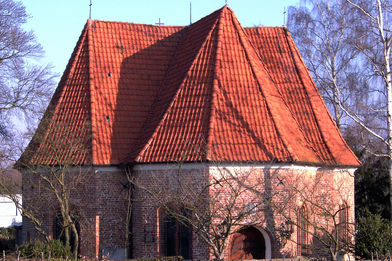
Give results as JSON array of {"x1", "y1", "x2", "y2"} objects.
[{"x1": 155, "y1": 18, "x2": 164, "y2": 26}]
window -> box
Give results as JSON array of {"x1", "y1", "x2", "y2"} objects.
[
  {"x1": 162, "y1": 212, "x2": 191, "y2": 259},
  {"x1": 297, "y1": 206, "x2": 309, "y2": 256},
  {"x1": 338, "y1": 203, "x2": 349, "y2": 247}
]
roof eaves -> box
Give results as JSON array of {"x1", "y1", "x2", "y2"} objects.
[{"x1": 121, "y1": 160, "x2": 360, "y2": 169}]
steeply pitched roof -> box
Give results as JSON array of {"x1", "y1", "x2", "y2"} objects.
[{"x1": 18, "y1": 6, "x2": 360, "y2": 167}]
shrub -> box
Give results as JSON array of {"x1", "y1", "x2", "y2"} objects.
[
  {"x1": 355, "y1": 208, "x2": 392, "y2": 258},
  {"x1": 0, "y1": 227, "x2": 16, "y2": 251},
  {"x1": 0, "y1": 227, "x2": 15, "y2": 240},
  {"x1": 19, "y1": 239, "x2": 71, "y2": 258}
]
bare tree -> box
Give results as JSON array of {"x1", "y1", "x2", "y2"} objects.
[
  {"x1": 343, "y1": 0, "x2": 392, "y2": 228},
  {"x1": 289, "y1": 0, "x2": 392, "y2": 227},
  {"x1": 0, "y1": 168, "x2": 49, "y2": 242},
  {"x1": 0, "y1": 0, "x2": 55, "y2": 246},
  {"x1": 287, "y1": 0, "x2": 367, "y2": 130},
  {"x1": 13, "y1": 119, "x2": 93, "y2": 259},
  {"x1": 266, "y1": 170, "x2": 355, "y2": 261},
  {"x1": 128, "y1": 162, "x2": 355, "y2": 260},
  {"x1": 0, "y1": 0, "x2": 55, "y2": 166}
]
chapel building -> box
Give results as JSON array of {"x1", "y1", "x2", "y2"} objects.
[{"x1": 18, "y1": 6, "x2": 360, "y2": 260}]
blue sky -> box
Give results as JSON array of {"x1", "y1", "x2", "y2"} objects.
[{"x1": 23, "y1": 0, "x2": 299, "y2": 75}]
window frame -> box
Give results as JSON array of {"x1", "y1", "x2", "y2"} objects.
[{"x1": 160, "y1": 209, "x2": 192, "y2": 259}]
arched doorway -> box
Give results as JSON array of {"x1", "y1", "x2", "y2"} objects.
[{"x1": 230, "y1": 227, "x2": 270, "y2": 260}]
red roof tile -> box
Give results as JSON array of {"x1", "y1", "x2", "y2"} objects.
[{"x1": 19, "y1": 6, "x2": 360, "y2": 167}]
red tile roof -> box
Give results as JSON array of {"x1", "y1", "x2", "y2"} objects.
[{"x1": 19, "y1": 6, "x2": 360, "y2": 167}]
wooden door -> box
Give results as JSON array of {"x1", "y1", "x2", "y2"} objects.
[{"x1": 230, "y1": 227, "x2": 266, "y2": 260}]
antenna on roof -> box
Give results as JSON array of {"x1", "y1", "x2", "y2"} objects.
[
  {"x1": 190, "y1": 2, "x2": 192, "y2": 25},
  {"x1": 89, "y1": 0, "x2": 92, "y2": 19},
  {"x1": 225, "y1": 0, "x2": 227, "y2": 5},
  {"x1": 283, "y1": 6, "x2": 287, "y2": 26}
]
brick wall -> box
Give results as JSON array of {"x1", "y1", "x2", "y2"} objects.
[
  {"x1": 22, "y1": 163, "x2": 355, "y2": 260},
  {"x1": 131, "y1": 166, "x2": 210, "y2": 259},
  {"x1": 132, "y1": 164, "x2": 355, "y2": 259},
  {"x1": 22, "y1": 167, "x2": 129, "y2": 259}
]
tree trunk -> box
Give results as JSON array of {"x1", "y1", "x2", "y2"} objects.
[
  {"x1": 215, "y1": 251, "x2": 225, "y2": 261},
  {"x1": 124, "y1": 167, "x2": 134, "y2": 259},
  {"x1": 388, "y1": 77, "x2": 392, "y2": 229},
  {"x1": 331, "y1": 252, "x2": 338, "y2": 261},
  {"x1": 70, "y1": 223, "x2": 79, "y2": 259},
  {"x1": 63, "y1": 226, "x2": 70, "y2": 247},
  {"x1": 384, "y1": 44, "x2": 392, "y2": 229},
  {"x1": 332, "y1": 68, "x2": 341, "y2": 129},
  {"x1": 212, "y1": 245, "x2": 224, "y2": 261},
  {"x1": 61, "y1": 210, "x2": 70, "y2": 247},
  {"x1": 389, "y1": 158, "x2": 392, "y2": 228}
]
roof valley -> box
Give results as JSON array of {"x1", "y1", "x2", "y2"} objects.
[
  {"x1": 135, "y1": 9, "x2": 223, "y2": 162},
  {"x1": 131, "y1": 28, "x2": 189, "y2": 163}
]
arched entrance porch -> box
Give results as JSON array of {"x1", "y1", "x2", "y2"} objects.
[{"x1": 229, "y1": 226, "x2": 271, "y2": 260}]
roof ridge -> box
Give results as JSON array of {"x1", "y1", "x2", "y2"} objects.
[
  {"x1": 206, "y1": 7, "x2": 226, "y2": 161},
  {"x1": 215, "y1": 8, "x2": 284, "y2": 160},
  {"x1": 242, "y1": 27, "x2": 311, "y2": 160},
  {"x1": 87, "y1": 20, "x2": 98, "y2": 164},
  {"x1": 284, "y1": 29, "x2": 335, "y2": 162},
  {"x1": 90, "y1": 19, "x2": 185, "y2": 28},
  {"x1": 229, "y1": 11, "x2": 282, "y2": 161},
  {"x1": 245, "y1": 26, "x2": 287, "y2": 29},
  {"x1": 271, "y1": 28, "x2": 314, "y2": 149},
  {"x1": 21, "y1": 7, "x2": 360, "y2": 166}
]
